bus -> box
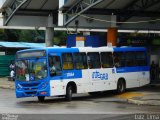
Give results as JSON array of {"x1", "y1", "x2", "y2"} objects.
[{"x1": 15, "y1": 46, "x2": 150, "y2": 101}]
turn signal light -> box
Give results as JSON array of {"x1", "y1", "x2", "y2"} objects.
[{"x1": 40, "y1": 91, "x2": 47, "y2": 95}]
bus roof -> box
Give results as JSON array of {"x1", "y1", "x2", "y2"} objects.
[{"x1": 16, "y1": 46, "x2": 146, "y2": 54}]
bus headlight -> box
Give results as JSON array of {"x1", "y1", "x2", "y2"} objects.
[
  {"x1": 41, "y1": 82, "x2": 48, "y2": 89},
  {"x1": 16, "y1": 84, "x2": 23, "y2": 90}
]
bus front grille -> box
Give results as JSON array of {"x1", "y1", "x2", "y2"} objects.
[
  {"x1": 20, "y1": 83, "x2": 40, "y2": 87},
  {"x1": 25, "y1": 91, "x2": 37, "y2": 95}
]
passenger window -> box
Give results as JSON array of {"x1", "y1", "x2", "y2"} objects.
[
  {"x1": 125, "y1": 52, "x2": 136, "y2": 67},
  {"x1": 87, "y1": 52, "x2": 101, "y2": 69},
  {"x1": 73, "y1": 53, "x2": 88, "y2": 69},
  {"x1": 62, "y1": 53, "x2": 73, "y2": 70},
  {"x1": 113, "y1": 52, "x2": 125, "y2": 67},
  {"x1": 49, "y1": 56, "x2": 62, "y2": 76},
  {"x1": 136, "y1": 51, "x2": 147, "y2": 66},
  {"x1": 101, "y1": 52, "x2": 113, "y2": 68}
]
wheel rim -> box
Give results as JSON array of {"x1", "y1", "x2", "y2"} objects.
[
  {"x1": 120, "y1": 83, "x2": 124, "y2": 92},
  {"x1": 118, "y1": 81, "x2": 125, "y2": 93},
  {"x1": 66, "y1": 86, "x2": 72, "y2": 101},
  {"x1": 69, "y1": 87, "x2": 72, "y2": 97}
]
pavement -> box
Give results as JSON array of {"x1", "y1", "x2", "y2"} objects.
[
  {"x1": 127, "y1": 84, "x2": 160, "y2": 106},
  {"x1": 0, "y1": 77, "x2": 14, "y2": 90},
  {"x1": 0, "y1": 77, "x2": 160, "y2": 106}
]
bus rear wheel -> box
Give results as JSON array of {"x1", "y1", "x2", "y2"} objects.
[
  {"x1": 65, "y1": 86, "x2": 72, "y2": 101},
  {"x1": 117, "y1": 79, "x2": 125, "y2": 94},
  {"x1": 38, "y1": 96, "x2": 45, "y2": 102}
]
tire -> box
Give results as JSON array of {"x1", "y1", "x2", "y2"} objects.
[
  {"x1": 117, "y1": 80, "x2": 125, "y2": 94},
  {"x1": 38, "y1": 96, "x2": 45, "y2": 102},
  {"x1": 65, "y1": 86, "x2": 72, "y2": 101}
]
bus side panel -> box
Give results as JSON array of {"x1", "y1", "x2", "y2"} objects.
[
  {"x1": 50, "y1": 80, "x2": 66, "y2": 96},
  {"x1": 116, "y1": 67, "x2": 140, "y2": 88},
  {"x1": 50, "y1": 69, "x2": 83, "y2": 96},
  {"x1": 85, "y1": 68, "x2": 117, "y2": 92},
  {"x1": 116, "y1": 66, "x2": 150, "y2": 88},
  {"x1": 76, "y1": 70, "x2": 91, "y2": 93},
  {"x1": 139, "y1": 71, "x2": 150, "y2": 86},
  {"x1": 139, "y1": 66, "x2": 150, "y2": 86},
  {"x1": 50, "y1": 77, "x2": 95, "y2": 96}
]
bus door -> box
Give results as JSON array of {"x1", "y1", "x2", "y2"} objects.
[
  {"x1": 48, "y1": 54, "x2": 63, "y2": 96},
  {"x1": 102, "y1": 52, "x2": 116, "y2": 90}
]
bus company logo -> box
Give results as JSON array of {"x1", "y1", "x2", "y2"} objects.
[
  {"x1": 66, "y1": 72, "x2": 74, "y2": 77},
  {"x1": 92, "y1": 71, "x2": 108, "y2": 80}
]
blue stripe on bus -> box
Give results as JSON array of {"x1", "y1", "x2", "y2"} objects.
[
  {"x1": 47, "y1": 47, "x2": 80, "y2": 53},
  {"x1": 63, "y1": 70, "x2": 82, "y2": 79},
  {"x1": 49, "y1": 70, "x2": 82, "y2": 80},
  {"x1": 116, "y1": 66, "x2": 150, "y2": 73},
  {"x1": 113, "y1": 47, "x2": 146, "y2": 52}
]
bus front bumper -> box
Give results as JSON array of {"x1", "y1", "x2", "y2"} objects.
[
  {"x1": 15, "y1": 82, "x2": 50, "y2": 98},
  {"x1": 16, "y1": 90, "x2": 50, "y2": 98}
]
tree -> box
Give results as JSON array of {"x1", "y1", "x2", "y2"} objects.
[
  {"x1": 0, "y1": 29, "x2": 7, "y2": 40},
  {"x1": 4, "y1": 29, "x2": 20, "y2": 42},
  {"x1": 0, "y1": 29, "x2": 67, "y2": 45},
  {"x1": 53, "y1": 31, "x2": 67, "y2": 46}
]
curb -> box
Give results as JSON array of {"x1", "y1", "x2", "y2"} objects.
[{"x1": 128, "y1": 98, "x2": 160, "y2": 106}]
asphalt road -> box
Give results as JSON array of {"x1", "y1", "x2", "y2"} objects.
[{"x1": 0, "y1": 88, "x2": 160, "y2": 120}]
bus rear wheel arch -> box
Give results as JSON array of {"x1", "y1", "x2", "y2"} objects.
[
  {"x1": 65, "y1": 82, "x2": 77, "y2": 101},
  {"x1": 117, "y1": 79, "x2": 126, "y2": 94}
]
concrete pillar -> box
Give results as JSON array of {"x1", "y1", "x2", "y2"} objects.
[
  {"x1": 107, "y1": 27, "x2": 117, "y2": 47},
  {"x1": 45, "y1": 27, "x2": 54, "y2": 47},
  {"x1": 107, "y1": 15, "x2": 117, "y2": 47},
  {"x1": 45, "y1": 14, "x2": 54, "y2": 47}
]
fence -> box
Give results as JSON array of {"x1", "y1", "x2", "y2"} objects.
[{"x1": 0, "y1": 55, "x2": 15, "y2": 76}]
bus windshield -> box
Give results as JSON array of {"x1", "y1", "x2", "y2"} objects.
[{"x1": 16, "y1": 58, "x2": 47, "y2": 81}]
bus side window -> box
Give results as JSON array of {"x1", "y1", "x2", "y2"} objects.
[
  {"x1": 49, "y1": 56, "x2": 62, "y2": 76},
  {"x1": 73, "y1": 52, "x2": 88, "y2": 69},
  {"x1": 125, "y1": 52, "x2": 136, "y2": 67},
  {"x1": 62, "y1": 53, "x2": 73, "y2": 70},
  {"x1": 136, "y1": 51, "x2": 147, "y2": 66},
  {"x1": 113, "y1": 52, "x2": 125, "y2": 67},
  {"x1": 87, "y1": 52, "x2": 101, "y2": 69},
  {"x1": 101, "y1": 52, "x2": 113, "y2": 68}
]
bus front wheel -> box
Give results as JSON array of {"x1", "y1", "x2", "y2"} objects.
[
  {"x1": 38, "y1": 96, "x2": 45, "y2": 102},
  {"x1": 65, "y1": 86, "x2": 72, "y2": 101},
  {"x1": 117, "y1": 79, "x2": 125, "y2": 94}
]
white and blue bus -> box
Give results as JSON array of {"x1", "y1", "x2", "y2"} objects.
[{"x1": 15, "y1": 47, "x2": 150, "y2": 101}]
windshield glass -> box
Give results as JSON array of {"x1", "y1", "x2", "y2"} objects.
[{"x1": 16, "y1": 58, "x2": 47, "y2": 81}]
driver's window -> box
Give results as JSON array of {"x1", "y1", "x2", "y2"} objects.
[{"x1": 49, "y1": 56, "x2": 62, "y2": 76}]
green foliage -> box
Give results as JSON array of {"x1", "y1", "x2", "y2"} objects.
[
  {"x1": 0, "y1": 29, "x2": 66, "y2": 45},
  {"x1": 0, "y1": 29, "x2": 45, "y2": 42},
  {"x1": 19, "y1": 30, "x2": 34, "y2": 42},
  {"x1": 5, "y1": 29, "x2": 21, "y2": 42},
  {"x1": 19, "y1": 30, "x2": 45, "y2": 42},
  {"x1": 0, "y1": 29, "x2": 7, "y2": 40},
  {"x1": 53, "y1": 31, "x2": 67, "y2": 45}
]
